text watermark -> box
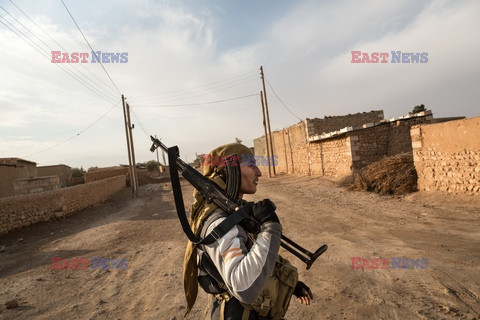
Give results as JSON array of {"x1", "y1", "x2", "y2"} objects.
[
  {"x1": 201, "y1": 154, "x2": 279, "y2": 167},
  {"x1": 51, "y1": 51, "x2": 128, "y2": 63},
  {"x1": 51, "y1": 257, "x2": 128, "y2": 270},
  {"x1": 351, "y1": 51, "x2": 428, "y2": 63},
  {"x1": 351, "y1": 257, "x2": 428, "y2": 269}
]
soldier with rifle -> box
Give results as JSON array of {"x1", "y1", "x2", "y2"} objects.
[
  {"x1": 183, "y1": 143, "x2": 312, "y2": 319},
  {"x1": 149, "y1": 137, "x2": 327, "y2": 319}
]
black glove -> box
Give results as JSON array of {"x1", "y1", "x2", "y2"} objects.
[
  {"x1": 238, "y1": 202, "x2": 259, "y2": 234},
  {"x1": 238, "y1": 199, "x2": 279, "y2": 234},
  {"x1": 252, "y1": 199, "x2": 279, "y2": 224},
  {"x1": 293, "y1": 281, "x2": 311, "y2": 298}
]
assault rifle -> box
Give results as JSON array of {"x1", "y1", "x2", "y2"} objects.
[{"x1": 149, "y1": 136, "x2": 327, "y2": 270}]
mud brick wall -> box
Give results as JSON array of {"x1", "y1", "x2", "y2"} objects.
[
  {"x1": 309, "y1": 137, "x2": 353, "y2": 176},
  {"x1": 411, "y1": 117, "x2": 480, "y2": 193},
  {"x1": 254, "y1": 122, "x2": 309, "y2": 175},
  {"x1": 14, "y1": 176, "x2": 61, "y2": 196},
  {"x1": 37, "y1": 165, "x2": 72, "y2": 187},
  {"x1": 84, "y1": 167, "x2": 129, "y2": 183},
  {"x1": 349, "y1": 125, "x2": 390, "y2": 171},
  {"x1": 306, "y1": 110, "x2": 384, "y2": 135},
  {"x1": 0, "y1": 175, "x2": 126, "y2": 235}
]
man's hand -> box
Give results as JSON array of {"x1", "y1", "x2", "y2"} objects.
[{"x1": 293, "y1": 281, "x2": 313, "y2": 305}]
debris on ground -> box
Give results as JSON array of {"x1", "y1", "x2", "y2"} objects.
[{"x1": 350, "y1": 153, "x2": 418, "y2": 195}]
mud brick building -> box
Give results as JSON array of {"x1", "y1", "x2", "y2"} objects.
[
  {"x1": 411, "y1": 116, "x2": 480, "y2": 194},
  {"x1": 0, "y1": 158, "x2": 37, "y2": 198},
  {"x1": 254, "y1": 110, "x2": 460, "y2": 178},
  {"x1": 37, "y1": 164, "x2": 72, "y2": 187}
]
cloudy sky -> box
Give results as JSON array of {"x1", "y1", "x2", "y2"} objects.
[{"x1": 1, "y1": 0, "x2": 479, "y2": 169}]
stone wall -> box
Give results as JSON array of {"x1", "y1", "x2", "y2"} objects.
[
  {"x1": 411, "y1": 117, "x2": 480, "y2": 193},
  {"x1": 0, "y1": 175, "x2": 126, "y2": 235}
]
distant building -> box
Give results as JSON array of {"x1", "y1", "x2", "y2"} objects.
[
  {"x1": 0, "y1": 158, "x2": 37, "y2": 198},
  {"x1": 37, "y1": 164, "x2": 72, "y2": 187}
]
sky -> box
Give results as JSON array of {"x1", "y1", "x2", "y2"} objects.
[{"x1": 1, "y1": 0, "x2": 479, "y2": 169}]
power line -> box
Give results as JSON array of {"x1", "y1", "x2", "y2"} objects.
[
  {"x1": 129, "y1": 75, "x2": 258, "y2": 105},
  {"x1": 23, "y1": 100, "x2": 121, "y2": 158},
  {"x1": 0, "y1": 14, "x2": 118, "y2": 104},
  {"x1": 7, "y1": 0, "x2": 117, "y2": 97},
  {"x1": 129, "y1": 108, "x2": 150, "y2": 138},
  {"x1": 133, "y1": 93, "x2": 259, "y2": 108},
  {"x1": 60, "y1": 0, "x2": 121, "y2": 95},
  {"x1": 265, "y1": 78, "x2": 303, "y2": 121},
  {"x1": 128, "y1": 69, "x2": 258, "y2": 100}
]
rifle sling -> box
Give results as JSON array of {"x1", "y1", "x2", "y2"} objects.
[
  {"x1": 168, "y1": 146, "x2": 248, "y2": 246},
  {"x1": 200, "y1": 208, "x2": 248, "y2": 245}
]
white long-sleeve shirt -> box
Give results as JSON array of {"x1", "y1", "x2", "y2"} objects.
[{"x1": 199, "y1": 210, "x2": 282, "y2": 304}]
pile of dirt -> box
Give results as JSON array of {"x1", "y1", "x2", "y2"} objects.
[{"x1": 350, "y1": 153, "x2": 418, "y2": 195}]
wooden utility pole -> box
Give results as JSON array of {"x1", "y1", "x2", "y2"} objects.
[
  {"x1": 126, "y1": 102, "x2": 139, "y2": 196},
  {"x1": 260, "y1": 90, "x2": 272, "y2": 177},
  {"x1": 155, "y1": 134, "x2": 160, "y2": 164},
  {"x1": 122, "y1": 95, "x2": 135, "y2": 195},
  {"x1": 260, "y1": 66, "x2": 276, "y2": 175}
]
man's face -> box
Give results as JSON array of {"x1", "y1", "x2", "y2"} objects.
[{"x1": 240, "y1": 161, "x2": 262, "y2": 195}]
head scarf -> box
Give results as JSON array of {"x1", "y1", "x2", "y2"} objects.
[{"x1": 183, "y1": 143, "x2": 254, "y2": 315}]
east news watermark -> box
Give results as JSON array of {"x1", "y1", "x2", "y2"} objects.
[
  {"x1": 51, "y1": 257, "x2": 128, "y2": 270},
  {"x1": 351, "y1": 257, "x2": 428, "y2": 269},
  {"x1": 351, "y1": 51, "x2": 428, "y2": 63},
  {"x1": 201, "y1": 154, "x2": 279, "y2": 167},
  {"x1": 51, "y1": 51, "x2": 128, "y2": 63}
]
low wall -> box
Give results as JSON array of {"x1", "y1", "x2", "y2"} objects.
[
  {"x1": 411, "y1": 117, "x2": 480, "y2": 193},
  {"x1": 0, "y1": 175, "x2": 126, "y2": 235},
  {"x1": 84, "y1": 167, "x2": 129, "y2": 183},
  {"x1": 14, "y1": 176, "x2": 61, "y2": 196}
]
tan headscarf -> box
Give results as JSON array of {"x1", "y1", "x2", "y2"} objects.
[{"x1": 183, "y1": 143, "x2": 254, "y2": 316}]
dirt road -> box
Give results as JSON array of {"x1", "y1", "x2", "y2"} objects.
[{"x1": 1, "y1": 175, "x2": 479, "y2": 320}]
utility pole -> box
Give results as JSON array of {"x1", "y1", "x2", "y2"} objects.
[
  {"x1": 122, "y1": 95, "x2": 135, "y2": 195},
  {"x1": 126, "y1": 102, "x2": 139, "y2": 196},
  {"x1": 122, "y1": 95, "x2": 138, "y2": 197},
  {"x1": 260, "y1": 66, "x2": 276, "y2": 175},
  {"x1": 155, "y1": 134, "x2": 160, "y2": 164},
  {"x1": 260, "y1": 90, "x2": 272, "y2": 177}
]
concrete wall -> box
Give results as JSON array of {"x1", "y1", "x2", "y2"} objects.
[
  {"x1": 14, "y1": 176, "x2": 61, "y2": 196},
  {"x1": 37, "y1": 165, "x2": 72, "y2": 187},
  {"x1": 411, "y1": 117, "x2": 480, "y2": 193},
  {"x1": 0, "y1": 175, "x2": 126, "y2": 235}
]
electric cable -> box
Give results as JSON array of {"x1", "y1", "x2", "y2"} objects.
[
  {"x1": 265, "y1": 77, "x2": 303, "y2": 121},
  {"x1": 0, "y1": 15, "x2": 118, "y2": 104},
  {"x1": 23, "y1": 100, "x2": 121, "y2": 158},
  {"x1": 133, "y1": 93, "x2": 258, "y2": 108},
  {"x1": 60, "y1": 0, "x2": 121, "y2": 95},
  {"x1": 7, "y1": 0, "x2": 116, "y2": 97}
]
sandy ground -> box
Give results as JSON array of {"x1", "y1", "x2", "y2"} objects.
[{"x1": 0, "y1": 174, "x2": 479, "y2": 320}]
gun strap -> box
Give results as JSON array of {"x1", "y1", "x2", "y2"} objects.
[
  {"x1": 168, "y1": 146, "x2": 202, "y2": 244},
  {"x1": 168, "y1": 146, "x2": 249, "y2": 246},
  {"x1": 200, "y1": 208, "x2": 249, "y2": 245}
]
